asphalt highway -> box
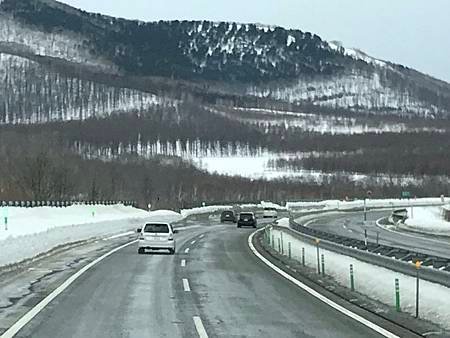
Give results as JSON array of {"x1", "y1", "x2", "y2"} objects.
[
  {"x1": 4, "y1": 216, "x2": 388, "y2": 338},
  {"x1": 307, "y1": 210, "x2": 450, "y2": 259}
]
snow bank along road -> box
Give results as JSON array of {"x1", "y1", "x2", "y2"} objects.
[{"x1": 0, "y1": 213, "x2": 415, "y2": 337}]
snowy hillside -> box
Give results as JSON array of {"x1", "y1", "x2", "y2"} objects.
[
  {"x1": 0, "y1": 52, "x2": 176, "y2": 124},
  {"x1": 0, "y1": 0, "x2": 448, "y2": 118}
]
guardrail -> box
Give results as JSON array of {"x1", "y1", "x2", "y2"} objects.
[
  {"x1": 286, "y1": 219, "x2": 450, "y2": 288},
  {"x1": 0, "y1": 200, "x2": 137, "y2": 208}
]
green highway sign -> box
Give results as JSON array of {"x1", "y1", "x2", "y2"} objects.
[{"x1": 401, "y1": 191, "x2": 411, "y2": 198}]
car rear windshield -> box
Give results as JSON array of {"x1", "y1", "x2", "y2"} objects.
[
  {"x1": 144, "y1": 223, "x2": 170, "y2": 233},
  {"x1": 240, "y1": 213, "x2": 253, "y2": 219},
  {"x1": 264, "y1": 207, "x2": 276, "y2": 211},
  {"x1": 221, "y1": 211, "x2": 234, "y2": 216}
]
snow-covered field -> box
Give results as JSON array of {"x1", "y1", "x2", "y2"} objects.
[
  {"x1": 209, "y1": 107, "x2": 445, "y2": 135},
  {"x1": 399, "y1": 206, "x2": 450, "y2": 236},
  {"x1": 0, "y1": 205, "x2": 182, "y2": 268},
  {"x1": 270, "y1": 226, "x2": 450, "y2": 329}
]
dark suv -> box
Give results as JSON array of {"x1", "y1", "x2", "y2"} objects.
[
  {"x1": 220, "y1": 210, "x2": 237, "y2": 223},
  {"x1": 237, "y1": 212, "x2": 257, "y2": 228}
]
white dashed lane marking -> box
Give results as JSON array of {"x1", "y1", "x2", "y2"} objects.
[
  {"x1": 193, "y1": 316, "x2": 209, "y2": 338},
  {"x1": 183, "y1": 278, "x2": 191, "y2": 292}
]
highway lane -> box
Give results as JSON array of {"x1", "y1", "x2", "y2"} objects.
[
  {"x1": 307, "y1": 210, "x2": 450, "y2": 258},
  {"x1": 7, "y1": 217, "x2": 389, "y2": 338}
]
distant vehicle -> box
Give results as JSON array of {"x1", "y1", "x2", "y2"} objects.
[
  {"x1": 220, "y1": 210, "x2": 237, "y2": 223},
  {"x1": 137, "y1": 222, "x2": 177, "y2": 254},
  {"x1": 237, "y1": 212, "x2": 257, "y2": 228},
  {"x1": 263, "y1": 207, "x2": 278, "y2": 218}
]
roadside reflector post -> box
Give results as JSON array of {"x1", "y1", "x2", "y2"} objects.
[
  {"x1": 302, "y1": 247, "x2": 305, "y2": 266},
  {"x1": 350, "y1": 264, "x2": 355, "y2": 291},
  {"x1": 395, "y1": 278, "x2": 401, "y2": 312},
  {"x1": 3, "y1": 207, "x2": 8, "y2": 231},
  {"x1": 364, "y1": 229, "x2": 368, "y2": 247},
  {"x1": 271, "y1": 234, "x2": 275, "y2": 248},
  {"x1": 376, "y1": 231, "x2": 379, "y2": 245},
  {"x1": 280, "y1": 232, "x2": 284, "y2": 254},
  {"x1": 277, "y1": 238, "x2": 281, "y2": 253},
  {"x1": 288, "y1": 242, "x2": 292, "y2": 259},
  {"x1": 321, "y1": 254, "x2": 325, "y2": 275},
  {"x1": 415, "y1": 261, "x2": 421, "y2": 318},
  {"x1": 315, "y1": 239, "x2": 321, "y2": 274}
]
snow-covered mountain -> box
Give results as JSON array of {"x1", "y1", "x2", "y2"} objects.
[{"x1": 0, "y1": 0, "x2": 449, "y2": 123}]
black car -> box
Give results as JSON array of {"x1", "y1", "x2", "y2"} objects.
[
  {"x1": 237, "y1": 212, "x2": 257, "y2": 228},
  {"x1": 220, "y1": 210, "x2": 237, "y2": 223}
]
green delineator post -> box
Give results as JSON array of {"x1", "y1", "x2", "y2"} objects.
[
  {"x1": 288, "y1": 242, "x2": 292, "y2": 259},
  {"x1": 350, "y1": 264, "x2": 355, "y2": 291},
  {"x1": 321, "y1": 254, "x2": 325, "y2": 275},
  {"x1": 415, "y1": 261, "x2": 421, "y2": 318},
  {"x1": 301, "y1": 247, "x2": 305, "y2": 266},
  {"x1": 395, "y1": 278, "x2": 401, "y2": 312},
  {"x1": 316, "y1": 239, "x2": 321, "y2": 275}
]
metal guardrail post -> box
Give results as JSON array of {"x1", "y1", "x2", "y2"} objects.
[
  {"x1": 278, "y1": 238, "x2": 281, "y2": 253},
  {"x1": 288, "y1": 242, "x2": 292, "y2": 259},
  {"x1": 280, "y1": 232, "x2": 284, "y2": 254},
  {"x1": 302, "y1": 247, "x2": 305, "y2": 266}
]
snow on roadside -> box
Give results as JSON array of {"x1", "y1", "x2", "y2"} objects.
[
  {"x1": 400, "y1": 206, "x2": 450, "y2": 236},
  {"x1": 180, "y1": 205, "x2": 232, "y2": 217},
  {"x1": 287, "y1": 197, "x2": 446, "y2": 212},
  {"x1": 270, "y1": 227, "x2": 450, "y2": 329},
  {"x1": 0, "y1": 205, "x2": 182, "y2": 268}
]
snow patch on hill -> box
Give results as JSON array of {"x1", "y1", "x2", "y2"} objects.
[
  {"x1": 247, "y1": 71, "x2": 439, "y2": 116},
  {"x1": 328, "y1": 40, "x2": 386, "y2": 67},
  {"x1": 0, "y1": 13, "x2": 117, "y2": 72}
]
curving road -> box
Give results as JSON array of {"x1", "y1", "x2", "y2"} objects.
[
  {"x1": 306, "y1": 210, "x2": 450, "y2": 259},
  {"x1": 0, "y1": 216, "x2": 395, "y2": 338}
]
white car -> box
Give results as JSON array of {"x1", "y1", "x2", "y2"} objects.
[
  {"x1": 263, "y1": 207, "x2": 278, "y2": 218},
  {"x1": 138, "y1": 222, "x2": 177, "y2": 254}
]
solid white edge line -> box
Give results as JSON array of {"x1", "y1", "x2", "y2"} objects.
[
  {"x1": 1, "y1": 240, "x2": 138, "y2": 338},
  {"x1": 183, "y1": 278, "x2": 191, "y2": 292},
  {"x1": 103, "y1": 231, "x2": 135, "y2": 241},
  {"x1": 185, "y1": 248, "x2": 190, "y2": 253},
  {"x1": 193, "y1": 316, "x2": 209, "y2": 338},
  {"x1": 248, "y1": 229, "x2": 399, "y2": 338},
  {"x1": 181, "y1": 259, "x2": 186, "y2": 267}
]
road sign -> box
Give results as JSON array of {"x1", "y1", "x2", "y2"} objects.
[{"x1": 401, "y1": 191, "x2": 411, "y2": 198}]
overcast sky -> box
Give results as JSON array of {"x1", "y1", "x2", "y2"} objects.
[{"x1": 61, "y1": 0, "x2": 450, "y2": 82}]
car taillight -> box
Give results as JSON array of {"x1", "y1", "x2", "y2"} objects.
[
  {"x1": 168, "y1": 234, "x2": 174, "y2": 241},
  {"x1": 139, "y1": 234, "x2": 144, "y2": 240}
]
